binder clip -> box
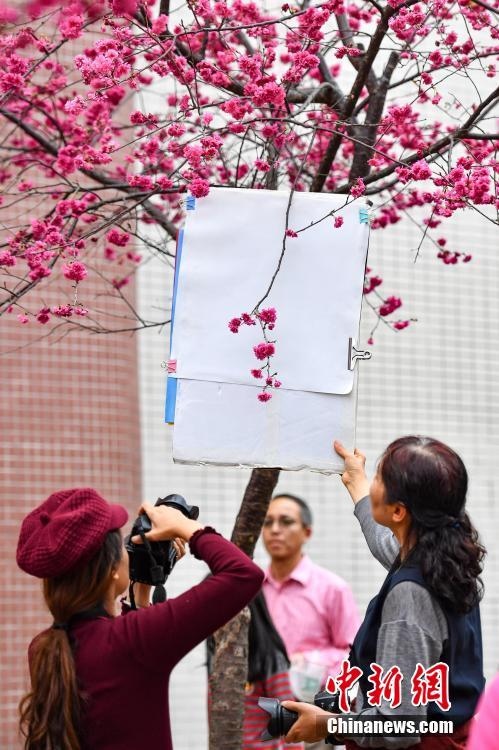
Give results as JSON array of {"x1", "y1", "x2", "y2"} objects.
[{"x1": 348, "y1": 338, "x2": 372, "y2": 371}]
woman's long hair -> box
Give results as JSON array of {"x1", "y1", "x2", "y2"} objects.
[
  {"x1": 380, "y1": 436, "x2": 485, "y2": 614},
  {"x1": 19, "y1": 530, "x2": 123, "y2": 750},
  {"x1": 206, "y1": 591, "x2": 289, "y2": 683}
]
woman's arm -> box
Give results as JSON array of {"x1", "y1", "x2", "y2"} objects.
[
  {"x1": 334, "y1": 441, "x2": 398, "y2": 569},
  {"x1": 354, "y1": 496, "x2": 399, "y2": 570},
  {"x1": 116, "y1": 528, "x2": 264, "y2": 671}
]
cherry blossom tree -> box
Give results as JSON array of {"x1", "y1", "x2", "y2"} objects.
[{"x1": 1, "y1": 0, "x2": 498, "y2": 746}]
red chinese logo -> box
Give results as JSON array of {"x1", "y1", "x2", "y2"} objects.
[
  {"x1": 325, "y1": 659, "x2": 362, "y2": 713},
  {"x1": 411, "y1": 662, "x2": 450, "y2": 711},
  {"x1": 367, "y1": 663, "x2": 403, "y2": 709},
  {"x1": 325, "y1": 661, "x2": 451, "y2": 713}
]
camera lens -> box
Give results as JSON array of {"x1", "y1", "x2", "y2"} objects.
[{"x1": 258, "y1": 697, "x2": 298, "y2": 739}]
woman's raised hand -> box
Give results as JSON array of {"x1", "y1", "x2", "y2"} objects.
[
  {"x1": 131, "y1": 502, "x2": 202, "y2": 543},
  {"x1": 334, "y1": 440, "x2": 370, "y2": 504}
]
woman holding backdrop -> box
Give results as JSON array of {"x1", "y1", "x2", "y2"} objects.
[
  {"x1": 281, "y1": 436, "x2": 486, "y2": 749},
  {"x1": 16, "y1": 487, "x2": 263, "y2": 750}
]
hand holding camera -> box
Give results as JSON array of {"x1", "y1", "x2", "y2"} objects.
[
  {"x1": 131, "y1": 502, "x2": 202, "y2": 544},
  {"x1": 258, "y1": 689, "x2": 344, "y2": 745},
  {"x1": 126, "y1": 494, "x2": 201, "y2": 600}
]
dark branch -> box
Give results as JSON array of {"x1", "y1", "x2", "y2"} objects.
[
  {"x1": 337, "y1": 85, "x2": 499, "y2": 192},
  {"x1": 0, "y1": 109, "x2": 178, "y2": 241},
  {"x1": 335, "y1": 13, "x2": 378, "y2": 93},
  {"x1": 311, "y1": 8, "x2": 394, "y2": 192},
  {"x1": 349, "y1": 51, "x2": 399, "y2": 181}
]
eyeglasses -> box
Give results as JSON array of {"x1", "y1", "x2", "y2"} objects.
[{"x1": 262, "y1": 517, "x2": 300, "y2": 529}]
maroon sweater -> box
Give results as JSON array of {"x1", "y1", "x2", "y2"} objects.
[{"x1": 70, "y1": 528, "x2": 264, "y2": 749}]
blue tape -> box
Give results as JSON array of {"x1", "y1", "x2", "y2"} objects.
[
  {"x1": 359, "y1": 207, "x2": 369, "y2": 224},
  {"x1": 186, "y1": 195, "x2": 196, "y2": 211},
  {"x1": 165, "y1": 378, "x2": 177, "y2": 424},
  {"x1": 165, "y1": 228, "x2": 184, "y2": 424}
]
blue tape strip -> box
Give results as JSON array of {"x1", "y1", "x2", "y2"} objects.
[
  {"x1": 359, "y1": 207, "x2": 369, "y2": 224},
  {"x1": 165, "y1": 372, "x2": 177, "y2": 424},
  {"x1": 165, "y1": 228, "x2": 184, "y2": 424},
  {"x1": 186, "y1": 195, "x2": 196, "y2": 211}
]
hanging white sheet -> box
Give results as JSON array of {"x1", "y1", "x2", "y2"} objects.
[{"x1": 166, "y1": 187, "x2": 370, "y2": 473}]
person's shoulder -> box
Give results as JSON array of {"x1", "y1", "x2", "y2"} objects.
[
  {"x1": 306, "y1": 557, "x2": 353, "y2": 592},
  {"x1": 383, "y1": 581, "x2": 448, "y2": 636}
]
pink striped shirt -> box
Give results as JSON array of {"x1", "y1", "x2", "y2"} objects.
[{"x1": 263, "y1": 555, "x2": 360, "y2": 684}]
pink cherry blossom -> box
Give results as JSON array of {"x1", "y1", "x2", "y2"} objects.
[
  {"x1": 241, "y1": 313, "x2": 256, "y2": 326},
  {"x1": 350, "y1": 178, "x2": 366, "y2": 198},
  {"x1": 228, "y1": 317, "x2": 241, "y2": 333},
  {"x1": 253, "y1": 343, "x2": 276, "y2": 360},
  {"x1": 36, "y1": 308, "x2": 51, "y2": 324},
  {"x1": 152, "y1": 14, "x2": 168, "y2": 35},
  {"x1": 411, "y1": 160, "x2": 432, "y2": 181},
  {"x1": 107, "y1": 229, "x2": 130, "y2": 247},
  {"x1": 62, "y1": 261, "x2": 87, "y2": 282},
  {"x1": 189, "y1": 178, "x2": 210, "y2": 198},
  {"x1": 257, "y1": 308, "x2": 277, "y2": 325},
  {"x1": 258, "y1": 392, "x2": 272, "y2": 402},
  {"x1": 0, "y1": 0, "x2": 495, "y2": 347},
  {"x1": 379, "y1": 296, "x2": 402, "y2": 316}
]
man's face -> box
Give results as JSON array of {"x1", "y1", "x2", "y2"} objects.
[{"x1": 262, "y1": 497, "x2": 311, "y2": 561}]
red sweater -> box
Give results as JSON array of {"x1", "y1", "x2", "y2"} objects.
[{"x1": 70, "y1": 528, "x2": 264, "y2": 749}]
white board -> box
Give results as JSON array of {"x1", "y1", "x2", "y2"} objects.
[{"x1": 167, "y1": 188, "x2": 370, "y2": 473}]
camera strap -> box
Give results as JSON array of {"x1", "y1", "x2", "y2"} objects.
[{"x1": 129, "y1": 527, "x2": 165, "y2": 609}]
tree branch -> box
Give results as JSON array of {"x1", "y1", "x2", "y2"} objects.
[
  {"x1": 337, "y1": 84, "x2": 499, "y2": 192},
  {"x1": 310, "y1": 8, "x2": 396, "y2": 192},
  {"x1": 349, "y1": 51, "x2": 399, "y2": 180},
  {"x1": 0, "y1": 109, "x2": 178, "y2": 241},
  {"x1": 335, "y1": 13, "x2": 378, "y2": 93}
]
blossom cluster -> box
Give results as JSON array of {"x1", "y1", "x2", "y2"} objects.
[
  {"x1": 228, "y1": 308, "x2": 281, "y2": 402},
  {"x1": 0, "y1": 0, "x2": 496, "y2": 345}
]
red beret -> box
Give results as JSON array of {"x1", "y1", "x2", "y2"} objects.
[{"x1": 16, "y1": 488, "x2": 129, "y2": 578}]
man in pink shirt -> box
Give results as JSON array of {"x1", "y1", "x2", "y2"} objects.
[{"x1": 262, "y1": 493, "x2": 360, "y2": 750}]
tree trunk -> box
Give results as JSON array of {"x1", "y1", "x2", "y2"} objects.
[{"x1": 209, "y1": 467, "x2": 280, "y2": 750}]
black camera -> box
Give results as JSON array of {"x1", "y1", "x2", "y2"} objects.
[
  {"x1": 258, "y1": 690, "x2": 343, "y2": 745},
  {"x1": 125, "y1": 494, "x2": 199, "y2": 588}
]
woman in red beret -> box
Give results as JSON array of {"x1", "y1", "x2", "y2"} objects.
[{"x1": 16, "y1": 487, "x2": 264, "y2": 750}]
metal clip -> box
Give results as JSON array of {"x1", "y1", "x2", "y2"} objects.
[{"x1": 348, "y1": 338, "x2": 372, "y2": 370}]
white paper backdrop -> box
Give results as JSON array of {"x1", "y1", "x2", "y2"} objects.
[
  {"x1": 171, "y1": 188, "x2": 369, "y2": 394},
  {"x1": 169, "y1": 188, "x2": 370, "y2": 472}
]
